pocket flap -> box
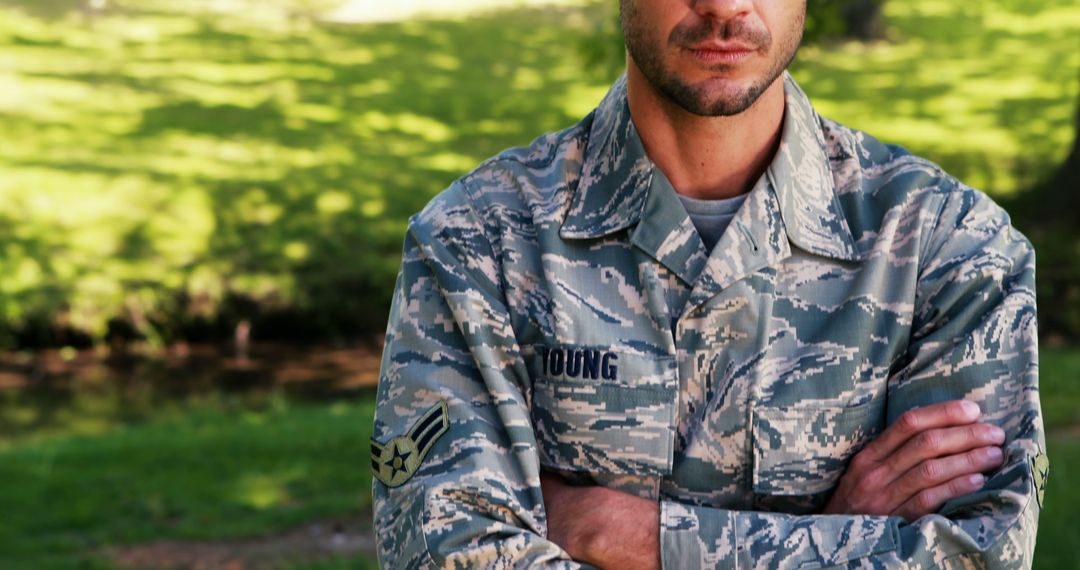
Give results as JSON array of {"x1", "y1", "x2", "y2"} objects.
[{"x1": 752, "y1": 399, "x2": 883, "y2": 496}]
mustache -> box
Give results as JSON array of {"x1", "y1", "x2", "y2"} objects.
[{"x1": 670, "y1": 17, "x2": 771, "y2": 50}]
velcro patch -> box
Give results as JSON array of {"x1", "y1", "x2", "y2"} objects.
[
  {"x1": 372, "y1": 401, "x2": 449, "y2": 488},
  {"x1": 1031, "y1": 452, "x2": 1049, "y2": 508}
]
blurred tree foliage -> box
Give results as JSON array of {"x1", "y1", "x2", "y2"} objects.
[
  {"x1": 1009, "y1": 74, "x2": 1080, "y2": 341},
  {"x1": 0, "y1": 1, "x2": 613, "y2": 351},
  {"x1": 806, "y1": 0, "x2": 887, "y2": 42},
  {"x1": 0, "y1": 0, "x2": 1075, "y2": 350}
]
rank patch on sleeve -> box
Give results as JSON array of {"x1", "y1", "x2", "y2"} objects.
[
  {"x1": 372, "y1": 400, "x2": 449, "y2": 488},
  {"x1": 1031, "y1": 452, "x2": 1049, "y2": 508}
]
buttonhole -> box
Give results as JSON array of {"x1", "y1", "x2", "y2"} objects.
[{"x1": 737, "y1": 223, "x2": 759, "y2": 252}]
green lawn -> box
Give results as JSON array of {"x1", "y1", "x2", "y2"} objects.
[
  {"x1": 1039, "y1": 347, "x2": 1080, "y2": 429},
  {"x1": 0, "y1": 396, "x2": 377, "y2": 569},
  {"x1": 1038, "y1": 436, "x2": 1080, "y2": 570},
  {"x1": 0, "y1": 349, "x2": 1076, "y2": 569},
  {"x1": 795, "y1": 1, "x2": 1080, "y2": 197},
  {"x1": 0, "y1": 0, "x2": 611, "y2": 346},
  {"x1": 1037, "y1": 349, "x2": 1080, "y2": 569}
]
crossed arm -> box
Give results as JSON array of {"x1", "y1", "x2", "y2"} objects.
[{"x1": 541, "y1": 400, "x2": 1008, "y2": 570}]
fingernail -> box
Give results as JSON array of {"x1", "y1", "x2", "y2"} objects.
[
  {"x1": 961, "y1": 401, "x2": 980, "y2": 417},
  {"x1": 986, "y1": 447, "x2": 1003, "y2": 461},
  {"x1": 989, "y1": 426, "x2": 1005, "y2": 442},
  {"x1": 969, "y1": 474, "x2": 985, "y2": 487}
]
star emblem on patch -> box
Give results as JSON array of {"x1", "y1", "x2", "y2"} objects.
[
  {"x1": 385, "y1": 440, "x2": 413, "y2": 479},
  {"x1": 371, "y1": 401, "x2": 450, "y2": 488}
]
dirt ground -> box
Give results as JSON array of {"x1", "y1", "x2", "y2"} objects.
[
  {"x1": 107, "y1": 514, "x2": 376, "y2": 570},
  {"x1": 0, "y1": 340, "x2": 384, "y2": 394}
]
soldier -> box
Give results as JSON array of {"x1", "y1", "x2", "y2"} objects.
[{"x1": 371, "y1": 0, "x2": 1045, "y2": 568}]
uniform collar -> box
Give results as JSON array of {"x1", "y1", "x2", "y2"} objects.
[
  {"x1": 559, "y1": 71, "x2": 860, "y2": 263},
  {"x1": 559, "y1": 74, "x2": 654, "y2": 240}
]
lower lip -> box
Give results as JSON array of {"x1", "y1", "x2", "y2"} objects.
[{"x1": 689, "y1": 48, "x2": 754, "y2": 64}]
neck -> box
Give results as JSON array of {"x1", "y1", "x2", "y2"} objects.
[{"x1": 626, "y1": 61, "x2": 787, "y2": 200}]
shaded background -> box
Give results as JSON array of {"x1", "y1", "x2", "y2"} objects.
[{"x1": 0, "y1": 0, "x2": 1077, "y2": 568}]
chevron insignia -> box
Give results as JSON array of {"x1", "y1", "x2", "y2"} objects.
[
  {"x1": 372, "y1": 401, "x2": 450, "y2": 488},
  {"x1": 1031, "y1": 452, "x2": 1049, "y2": 508}
]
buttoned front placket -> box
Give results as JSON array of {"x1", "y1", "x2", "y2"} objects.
[
  {"x1": 557, "y1": 71, "x2": 865, "y2": 508},
  {"x1": 612, "y1": 78, "x2": 866, "y2": 510},
  {"x1": 629, "y1": 162, "x2": 797, "y2": 509}
]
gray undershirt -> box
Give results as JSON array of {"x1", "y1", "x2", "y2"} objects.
[{"x1": 678, "y1": 193, "x2": 749, "y2": 254}]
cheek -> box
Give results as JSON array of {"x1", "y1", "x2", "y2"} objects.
[
  {"x1": 763, "y1": 5, "x2": 805, "y2": 57},
  {"x1": 760, "y1": 1, "x2": 805, "y2": 36},
  {"x1": 782, "y1": 3, "x2": 807, "y2": 41},
  {"x1": 628, "y1": 1, "x2": 688, "y2": 45},
  {"x1": 625, "y1": 15, "x2": 667, "y2": 60}
]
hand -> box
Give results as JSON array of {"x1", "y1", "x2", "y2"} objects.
[
  {"x1": 824, "y1": 400, "x2": 1006, "y2": 522},
  {"x1": 540, "y1": 472, "x2": 661, "y2": 570}
]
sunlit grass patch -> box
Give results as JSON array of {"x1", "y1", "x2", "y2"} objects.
[
  {"x1": 0, "y1": 395, "x2": 376, "y2": 568},
  {"x1": 0, "y1": 0, "x2": 1075, "y2": 348},
  {"x1": 0, "y1": 0, "x2": 612, "y2": 345},
  {"x1": 1040, "y1": 348, "x2": 1080, "y2": 431},
  {"x1": 1036, "y1": 436, "x2": 1080, "y2": 570},
  {"x1": 793, "y1": 0, "x2": 1080, "y2": 196}
]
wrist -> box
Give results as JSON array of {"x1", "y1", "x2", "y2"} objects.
[{"x1": 579, "y1": 488, "x2": 660, "y2": 570}]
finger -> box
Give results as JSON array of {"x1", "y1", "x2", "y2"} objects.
[
  {"x1": 891, "y1": 472, "x2": 987, "y2": 523},
  {"x1": 881, "y1": 423, "x2": 1005, "y2": 486},
  {"x1": 889, "y1": 445, "x2": 1005, "y2": 504},
  {"x1": 859, "y1": 400, "x2": 982, "y2": 463}
]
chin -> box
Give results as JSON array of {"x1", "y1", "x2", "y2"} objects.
[
  {"x1": 694, "y1": 78, "x2": 754, "y2": 99},
  {"x1": 678, "y1": 81, "x2": 766, "y2": 117}
]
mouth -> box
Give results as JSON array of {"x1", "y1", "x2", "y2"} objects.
[{"x1": 685, "y1": 42, "x2": 758, "y2": 65}]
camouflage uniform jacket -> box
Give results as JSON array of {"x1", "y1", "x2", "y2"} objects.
[{"x1": 371, "y1": 72, "x2": 1045, "y2": 569}]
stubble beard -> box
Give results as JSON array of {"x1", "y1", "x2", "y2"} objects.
[{"x1": 621, "y1": 4, "x2": 804, "y2": 117}]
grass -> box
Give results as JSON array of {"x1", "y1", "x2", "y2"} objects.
[
  {"x1": 794, "y1": 0, "x2": 1080, "y2": 197},
  {"x1": 286, "y1": 556, "x2": 380, "y2": 570},
  {"x1": 1039, "y1": 348, "x2": 1080, "y2": 430},
  {"x1": 0, "y1": 351, "x2": 1074, "y2": 568},
  {"x1": 0, "y1": 394, "x2": 376, "y2": 569},
  {"x1": 1038, "y1": 350, "x2": 1080, "y2": 568},
  {"x1": 0, "y1": 0, "x2": 610, "y2": 346},
  {"x1": 0, "y1": 0, "x2": 1076, "y2": 347},
  {"x1": 1036, "y1": 435, "x2": 1080, "y2": 570}
]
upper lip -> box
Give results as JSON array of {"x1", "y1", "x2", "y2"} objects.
[{"x1": 687, "y1": 41, "x2": 757, "y2": 52}]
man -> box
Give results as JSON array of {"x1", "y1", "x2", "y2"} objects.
[{"x1": 370, "y1": 0, "x2": 1045, "y2": 568}]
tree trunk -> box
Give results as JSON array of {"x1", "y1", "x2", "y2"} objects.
[
  {"x1": 840, "y1": 0, "x2": 887, "y2": 40},
  {"x1": 1015, "y1": 76, "x2": 1080, "y2": 341},
  {"x1": 1041, "y1": 86, "x2": 1080, "y2": 221}
]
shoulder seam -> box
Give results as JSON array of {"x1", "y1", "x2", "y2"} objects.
[
  {"x1": 451, "y1": 176, "x2": 510, "y2": 300},
  {"x1": 462, "y1": 117, "x2": 590, "y2": 185}
]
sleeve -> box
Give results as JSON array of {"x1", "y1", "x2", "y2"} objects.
[
  {"x1": 371, "y1": 183, "x2": 590, "y2": 569},
  {"x1": 659, "y1": 187, "x2": 1045, "y2": 569}
]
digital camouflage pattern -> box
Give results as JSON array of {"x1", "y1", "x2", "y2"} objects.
[{"x1": 371, "y1": 72, "x2": 1044, "y2": 569}]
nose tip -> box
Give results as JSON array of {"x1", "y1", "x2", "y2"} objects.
[{"x1": 692, "y1": 0, "x2": 753, "y2": 20}]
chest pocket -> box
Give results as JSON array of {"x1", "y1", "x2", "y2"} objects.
[
  {"x1": 527, "y1": 346, "x2": 678, "y2": 477},
  {"x1": 752, "y1": 398, "x2": 884, "y2": 499}
]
